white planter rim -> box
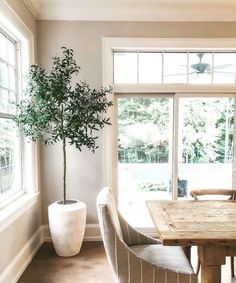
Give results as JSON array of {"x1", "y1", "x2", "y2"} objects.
[
  {"x1": 57, "y1": 199, "x2": 80, "y2": 205},
  {"x1": 49, "y1": 200, "x2": 86, "y2": 212}
]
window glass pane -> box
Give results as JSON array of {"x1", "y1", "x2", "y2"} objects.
[
  {"x1": 139, "y1": 53, "x2": 162, "y2": 83},
  {"x1": 213, "y1": 53, "x2": 236, "y2": 84},
  {"x1": 0, "y1": 88, "x2": 16, "y2": 114},
  {"x1": 178, "y1": 97, "x2": 234, "y2": 197},
  {"x1": 9, "y1": 67, "x2": 16, "y2": 91},
  {"x1": 0, "y1": 33, "x2": 7, "y2": 61},
  {"x1": 114, "y1": 52, "x2": 137, "y2": 83},
  {"x1": 118, "y1": 97, "x2": 173, "y2": 227},
  {"x1": 0, "y1": 61, "x2": 8, "y2": 88},
  {"x1": 189, "y1": 53, "x2": 212, "y2": 84},
  {"x1": 0, "y1": 118, "x2": 21, "y2": 194},
  {"x1": 163, "y1": 53, "x2": 187, "y2": 83},
  {"x1": 8, "y1": 40, "x2": 16, "y2": 66}
]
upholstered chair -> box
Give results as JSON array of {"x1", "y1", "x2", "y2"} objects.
[{"x1": 97, "y1": 187, "x2": 197, "y2": 283}]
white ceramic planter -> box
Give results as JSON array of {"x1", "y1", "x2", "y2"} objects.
[{"x1": 48, "y1": 200, "x2": 86, "y2": 257}]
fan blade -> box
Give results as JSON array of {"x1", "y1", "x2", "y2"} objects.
[
  {"x1": 165, "y1": 72, "x2": 195, "y2": 76},
  {"x1": 214, "y1": 71, "x2": 235, "y2": 74},
  {"x1": 214, "y1": 64, "x2": 234, "y2": 69},
  {"x1": 164, "y1": 73, "x2": 187, "y2": 76}
]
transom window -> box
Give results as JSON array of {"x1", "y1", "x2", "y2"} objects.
[
  {"x1": 114, "y1": 51, "x2": 236, "y2": 84},
  {"x1": 0, "y1": 30, "x2": 22, "y2": 201}
]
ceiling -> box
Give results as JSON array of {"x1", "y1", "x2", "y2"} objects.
[{"x1": 23, "y1": 0, "x2": 236, "y2": 22}]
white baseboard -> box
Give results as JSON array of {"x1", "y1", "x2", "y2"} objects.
[
  {"x1": 0, "y1": 226, "x2": 43, "y2": 283},
  {"x1": 41, "y1": 224, "x2": 158, "y2": 242},
  {"x1": 41, "y1": 223, "x2": 102, "y2": 242}
]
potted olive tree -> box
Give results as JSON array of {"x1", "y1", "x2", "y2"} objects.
[{"x1": 14, "y1": 47, "x2": 112, "y2": 257}]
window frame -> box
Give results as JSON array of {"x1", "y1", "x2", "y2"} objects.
[
  {"x1": 0, "y1": 28, "x2": 24, "y2": 205},
  {"x1": 0, "y1": 4, "x2": 38, "y2": 214},
  {"x1": 102, "y1": 37, "x2": 236, "y2": 206},
  {"x1": 173, "y1": 92, "x2": 236, "y2": 199},
  {"x1": 0, "y1": 28, "x2": 23, "y2": 200}
]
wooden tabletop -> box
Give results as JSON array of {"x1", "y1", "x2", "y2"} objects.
[
  {"x1": 147, "y1": 200, "x2": 236, "y2": 246},
  {"x1": 147, "y1": 200, "x2": 236, "y2": 283}
]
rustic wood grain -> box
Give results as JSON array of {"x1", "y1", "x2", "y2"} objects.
[
  {"x1": 147, "y1": 200, "x2": 236, "y2": 245},
  {"x1": 147, "y1": 200, "x2": 236, "y2": 283}
]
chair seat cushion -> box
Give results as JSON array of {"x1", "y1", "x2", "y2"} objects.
[{"x1": 130, "y1": 244, "x2": 193, "y2": 274}]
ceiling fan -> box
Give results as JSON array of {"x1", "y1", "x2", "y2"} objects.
[
  {"x1": 190, "y1": 53, "x2": 211, "y2": 74},
  {"x1": 167, "y1": 53, "x2": 235, "y2": 76},
  {"x1": 189, "y1": 53, "x2": 236, "y2": 75}
]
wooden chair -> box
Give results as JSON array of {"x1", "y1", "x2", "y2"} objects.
[{"x1": 190, "y1": 188, "x2": 236, "y2": 277}]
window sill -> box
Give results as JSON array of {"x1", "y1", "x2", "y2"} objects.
[{"x1": 0, "y1": 192, "x2": 40, "y2": 233}]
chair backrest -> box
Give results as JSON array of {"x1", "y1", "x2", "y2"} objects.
[
  {"x1": 96, "y1": 188, "x2": 124, "y2": 280},
  {"x1": 190, "y1": 189, "x2": 236, "y2": 200},
  {"x1": 97, "y1": 187, "x2": 123, "y2": 240}
]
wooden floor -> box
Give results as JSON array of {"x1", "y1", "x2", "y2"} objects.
[
  {"x1": 18, "y1": 242, "x2": 113, "y2": 283},
  {"x1": 18, "y1": 242, "x2": 236, "y2": 283}
]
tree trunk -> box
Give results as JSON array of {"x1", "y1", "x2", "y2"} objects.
[
  {"x1": 63, "y1": 137, "x2": 66, "y2": 204},
  {"x1": 224, "y1": 102, "x2": 229, "y2": 162}
]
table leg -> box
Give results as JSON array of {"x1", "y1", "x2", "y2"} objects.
[
  {"x1": 198, "y1": 246, "x2": 226, "y2": 283},
  {"x1": 201, "y1": 264, "x2": 221, "y2": 283}
]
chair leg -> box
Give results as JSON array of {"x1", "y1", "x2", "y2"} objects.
[
  {"x1": 182, "y1": 246, "x2": 191, "y2": 262},
  {"x1": 196, "y1": 258, "x2": 200, "y2": 275},
  {"x1": 231, "y1": 256, "x2": 235, "y2": 277}
]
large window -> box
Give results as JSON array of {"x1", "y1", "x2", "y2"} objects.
[
  {"x1": 118, "y1": 97, "x2": 173, "y2": 226},
  {"x1": 103, "y1": 39, "x2": 236, "y2": 229},
  {"x1": 0, "y1": 30, "x2": 22, "y2": 202},
  {"x1": 112, "y1": 47, "x2": 236, "y2": 228},
  {"x1": 117, "y1": 94, "x2": 235, "y2": 227},
  {"x1": 178, "y1": 97, "x2": 234, "y2": 191}
]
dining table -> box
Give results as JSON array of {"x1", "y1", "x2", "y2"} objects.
[{"x1": 146, "y1": 199, "x2": 236, "y2": 283}]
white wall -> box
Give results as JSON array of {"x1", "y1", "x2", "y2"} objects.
[
  {"x1": 0, "y1": 1, "x2": 41, "y2": 281},
  {"x1": 37, "y1": 20, "x2": 236, "y2": 225}
]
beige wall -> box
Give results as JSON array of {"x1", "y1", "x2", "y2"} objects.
[
  {"x1": 5, "y1": 0, "x2": 37, "y2": 34},
  {"x1": 38, "y1": 20, "x2": 236, "y2": 224},
  {"x1": 0, "y1": 0, "x2": 40, "y2": 279}
]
